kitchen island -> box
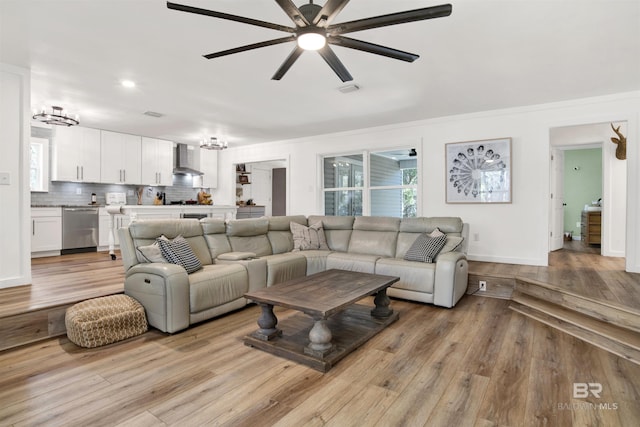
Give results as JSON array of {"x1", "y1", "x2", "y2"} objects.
[{"x1": 106, "y1": 204, "x2": 237, "y2": 259}]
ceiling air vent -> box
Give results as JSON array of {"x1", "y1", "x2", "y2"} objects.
[
  {"x1": 143, "y1": 111, "x2": 164, "y2": 118},
  {"x1": 338, "y1": 84, "x2": 360, "y2": 94}
]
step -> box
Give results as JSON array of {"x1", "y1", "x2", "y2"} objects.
[
  {"x1": 514, "y1": 277, "x2": 640, "y2": 334},
  {"x1": 510, "y1": 293, "x2": 640, "y2": 365}
]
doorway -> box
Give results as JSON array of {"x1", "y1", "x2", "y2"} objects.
[
  {"x1": 237, "y1": 160, "x2": 287, "y2": 216},
  {"x1": 553, "y1": 146, "x2": 603, "y2": 254},
  {"x1": 549, "y1": 121, "x2": 627, "y2": 259}
]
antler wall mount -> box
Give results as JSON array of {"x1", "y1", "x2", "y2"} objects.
[
  {"x1": 610, "y1": 123, "x2": 627, "y2": 160},
  {"x1": 166, "y1": 0, "x2": 452, "y2": 82}
]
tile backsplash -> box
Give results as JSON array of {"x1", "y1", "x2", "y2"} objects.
[{"x1": 31, "y1": 175, "x2": 205, "y2": 206}]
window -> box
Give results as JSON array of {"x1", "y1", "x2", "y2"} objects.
[
  {"x1": 323, "y1": 155, "x2": 363, "y2": 216},
  {"x1": 322, "y1": 149, "x2": 418, "y2": 217},
  {"x1": 30, "y1": 137, "x2": 49, "y2": 192},
  {"x1": 370, "y1": 150, "x2": 418, "y2": 217}
]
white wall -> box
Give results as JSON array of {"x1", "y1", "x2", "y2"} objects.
[
  {"x1": 215, "y1": 92, "x2": 640, "y2": 271},
  {"x1": 0, "y1": 63, "x2": 31, "y2": 288}
]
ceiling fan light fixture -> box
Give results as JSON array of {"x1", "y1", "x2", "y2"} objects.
[{"x1": 297, "y1": 29, "x2": 326, "y2": 51}]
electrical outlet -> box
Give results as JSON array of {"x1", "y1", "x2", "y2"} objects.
[
  {"x1": 479, "y1": 280, "x2": 487, "y2": 292},
  {"x1": 76, "y1": 187, "x2": 82, "y2": 195}
]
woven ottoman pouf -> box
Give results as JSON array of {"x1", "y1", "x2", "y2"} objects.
[{"x1": 65, "y1": 294, "x2": 148, "y2": 348}]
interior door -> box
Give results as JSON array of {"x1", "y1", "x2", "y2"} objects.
[
  {"x1": 550, "y1": 149, "x2": 565, "y2": 251},
  {"x1": 272, "y1": 168, "x2": 287, "y2": 216},
  {"x1": 251, "y1": 167, "x2": 272, "y2": 216}
]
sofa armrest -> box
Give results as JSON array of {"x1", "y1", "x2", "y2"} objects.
[
  {"x1": 433, "y1": 251, "x2": 469, "y2": 308},
  {"x1": 124, "y1": 263, "x2": 190, "y2": 333},
  {"x1": 217, "y1": 251, "x2": 257, "y2": 261}
]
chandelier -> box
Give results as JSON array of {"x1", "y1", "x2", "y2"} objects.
[
  {"x1": 200, "y1": 137, "x2": 228, "y2": 150},
  {"x1": 32, "y1": 106, "x2": 79, "y2": 127}
]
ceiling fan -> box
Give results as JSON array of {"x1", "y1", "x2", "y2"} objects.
[{"x1": 167, "y1": 0, "x2": 452, "y2": 82}]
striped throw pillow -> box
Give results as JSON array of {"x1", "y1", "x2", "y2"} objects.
[
  {"x1": 404, "y1": 233, "x2": 447, "y2": 263},
  {"x1": 157, "y1": 235, "x2": 202, "y2": 274}
]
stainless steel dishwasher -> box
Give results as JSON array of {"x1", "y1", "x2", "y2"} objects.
[{"x1": 61, "y1": 207, "x2": 99, "y2": 254}]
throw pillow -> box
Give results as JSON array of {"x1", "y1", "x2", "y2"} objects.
[
  {"x1": 404, "y1": 233, "x2": 447, "y2": 263},
  {"x1": 135, "y1": 241, "x2": 167, "y2": 263},
  {"x1": 290, "y1": 221, "x2": 329, "y2": 251},
  {"x1": 440, "y1": 236, "x2": 464, "y2": 254},
  {"x1": 156, "y1": 235, "x2": 203, "y2": 274},
  {"x1": 429, "y1": 227, "x2": 445, "y2": 238}
]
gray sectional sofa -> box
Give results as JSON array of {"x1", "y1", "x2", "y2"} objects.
[{"x1": 119, "y1": 215, "x2": 469, "y2": 333}]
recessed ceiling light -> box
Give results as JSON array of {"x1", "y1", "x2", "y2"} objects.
[{"x1": 121, "y1": 80, "x2": 136, "y2": 88}]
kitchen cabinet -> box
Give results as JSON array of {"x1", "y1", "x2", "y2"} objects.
[
  {"x1": 31, "y1": 208, "x2": 62, "y2": 256},
  {"x1": 581, "y1": 210, "x2": 601, "y2": 245},
  {"x1": 236, "y1": 206, "x2": 265, "y2": 219},
  {"x1": 141, "y1": 137, "x2": 173, "y2": 186},
  {"x1": 52, "y1": 126, "x2": 101, "y2": 182},
  {"x1": 100, "y1": 130, "x2": 141, "y2": 184},
  {"x1": 194, "y1": 148, "x2": 218, "y2": 189}
]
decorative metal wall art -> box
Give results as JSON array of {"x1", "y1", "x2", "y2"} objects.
[{"x1": 446, "y1": 138, "x2": 512, "y2": 203}]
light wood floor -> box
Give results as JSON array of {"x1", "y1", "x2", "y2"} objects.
[
  {"x1": 469, "y1": 250, "x2": 640, "y2": 311},
  {"x1": 1, "y1": 252, "x2": 640, "y2": 425}
]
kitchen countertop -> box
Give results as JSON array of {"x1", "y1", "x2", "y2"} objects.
[
  {"x1": 32, "y1": 204, "x2": 236, "y2": 208},
  {"x1": 31, "y1": 204, "x2": 104, "y2": 208}
]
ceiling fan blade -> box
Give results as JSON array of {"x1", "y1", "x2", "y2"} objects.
[
  {"x1": 313, "y1": 0, "x2": 351, "y2": 27},
  {"x1": 274, "y1": 0, "x2": 309, "y2": 27},
  {"x1": 167, "y1": 2, "x2": 295, "y2": 33},
  {"x1": 327, "y1": 4, "x2": 452, "y2": 35},
  {"x1": 328, "y1": 35, "x2": 418, "y2": 62},
  {"x1": 271, "y1": 46, "x2": 304, "y2": 80},
  {"x1": 318, "y1": 46, "x2": 353, "y2": 82},
  {"x1": 204, "y1": 36, "x2": 295, "y2": 59}
]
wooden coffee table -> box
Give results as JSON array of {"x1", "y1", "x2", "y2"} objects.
[{"x1": 243, "y1": 269, "x2": 400, "y2": 372}]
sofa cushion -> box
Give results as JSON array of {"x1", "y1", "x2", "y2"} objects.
[
  {"x1": 347, "y1": 216, "x2": 399, "y2": 258},
  {"x1": 127, "y1": 219, "x2": 213, "y2": 265},
  {"x1": 228, "y1": 235, "x2": 273, "y2": 257},
  {"x1": 297, "y1": 250, "x2": 332, "y2": 275},
  {"x1": 201, "y1": 218, "x2": 232, "y2": 259},
  {"x1": 375, "y1": 258, "x2": 436, "y2": 294},
  {"x1": 226, "y1": 218, "x2": 269, "y2": 236},
  {"x1": 404, "y1": 233, "x2": 447, "y2": 263},
  {"x1": 135, "y1": 241, "x2": 167, "y2": 263},
  {"x1": 291, "y1": 221, "x2": 329, "y2": 251},
  {"x1": 188, "y1": 264, "x2": 248, "y2": 312},
  {"x1": 326, "y1": 252, "x2": 380, "y2": 274},
  {"x1": 308, "y1": 215, "x2": 354, "y2": 252},
  {"x1": 226, "y1": 218, "x2": 273, "y2": 257},
  {"x1": 261, "y1": 253, "x2": 307, "y2": 286},
  {"x1": 157, "y1": 235, "x2": 203, "y2": 274},
  {"x1": 267, "y1": 216, "x2": 307, "y2": 254},
  {"x1": 400, "y1": 217, "x2": 463, "y2": 235}
]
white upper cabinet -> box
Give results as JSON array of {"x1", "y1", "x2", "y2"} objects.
[
  {"x1": 100, "y1": 130, "x2": 142, "y2": 184},
  {"x1": 52, "y1": 126, "x2": 101, "y2": 182},
  {"x1": 195, "y1": 148, "x2": 218, "y2": 189},
  {"x1": 141, "y1": 137, "x2": 173, "y2": 186}
]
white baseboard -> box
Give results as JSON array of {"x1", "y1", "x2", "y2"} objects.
[{"x1": 466, "y1": 253, "x2": 547, "y2": 266}]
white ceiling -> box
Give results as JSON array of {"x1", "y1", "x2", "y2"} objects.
[{"x1": 2, "y1": 0, "x2": 639, "y2": 146}]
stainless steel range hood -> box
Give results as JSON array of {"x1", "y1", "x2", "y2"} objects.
[{"x1": 173, "y1": 143, "x2": 203, "y2": 176}]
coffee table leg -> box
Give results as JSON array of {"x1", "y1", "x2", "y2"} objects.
[
  {"x1": 254, "y1": 303, "x2": 282, "y2": 341},
  {"x1": 304, "y1": 318, "x2": 333, "y2": 358},
  {"x1": 371, "y1": 288, "x2": 393, "y2": 318}
]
